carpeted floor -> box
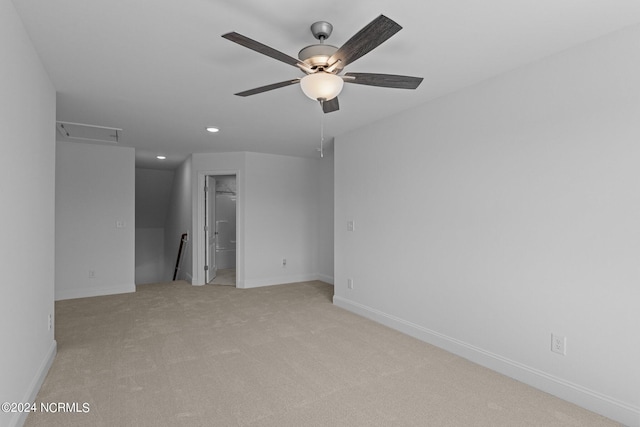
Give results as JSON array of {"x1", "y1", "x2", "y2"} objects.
[
  {"x1": 208, "y1": 268, "x2": 236, "y2": 286},
  {"x1": 24, "y1": 280, "x2": 619, "y2": 426}
]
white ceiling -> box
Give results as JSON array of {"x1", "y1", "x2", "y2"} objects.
[{"x1": 13, "y1": 0, "x2": 640, "y2": 169}]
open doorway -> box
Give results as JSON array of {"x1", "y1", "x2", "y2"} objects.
[{"x1": 204, "y1": 174, "x2": 237, "y2": 286}]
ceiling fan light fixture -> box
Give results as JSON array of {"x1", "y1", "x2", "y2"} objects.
[
  {"x1": 223, "y1": 15, "x2": 422, "y2": 114},
  {"x1": 300, "y1": 72, "x2": 343, "y2": 101}
]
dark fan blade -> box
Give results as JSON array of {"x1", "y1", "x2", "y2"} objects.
[
  {"x1": 235, "y1": 79, "x2": 300, "y2": 97},
  {"x1": 222, "y1": 32, "x2": 310, "y2": 71},
  {"x1": 328, "y1": 15, "x2": 402, "y2": 69},
  {"x1": 320, "y1": 97, "x2": 340, "y2": 113},
  {"x1": 344, "y1": 72, "x2": 423, "y2": 89}
]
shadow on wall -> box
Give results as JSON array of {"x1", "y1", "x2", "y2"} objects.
[{"x1": 135, "y1": 168, "x2": 175, "y2": 284}]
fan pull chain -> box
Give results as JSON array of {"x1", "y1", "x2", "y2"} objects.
[{"x1": 320, "y1": 109, "x2": 325, "y2": 158}]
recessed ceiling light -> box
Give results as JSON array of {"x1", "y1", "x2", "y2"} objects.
[
  {"x1": 156, "y1": 155, "x2": 166, "y2": 160},
  {"x1": 206, "y1": 127, "x2": 219, "y2": 133}
]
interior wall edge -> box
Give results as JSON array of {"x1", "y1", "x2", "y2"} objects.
[
  {"x1": 9, "y1": 340, "x2": 57, "y2": 427},
  {"x1": 317, "y1": 273, "x2": 334, "y2": 285}
]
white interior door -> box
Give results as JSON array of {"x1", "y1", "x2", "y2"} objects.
[{"x1": 205, "y1": 176, "x2": 217, "y2": 282}]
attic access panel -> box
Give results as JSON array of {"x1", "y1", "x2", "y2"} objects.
[{"x1": 56, "y1": 121, "x2": 122, "y2": 144}]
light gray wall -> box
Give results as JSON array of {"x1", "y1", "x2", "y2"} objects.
[
  {"x1": 164, "y1": 156, "x2": 193, "y2": 281},
  {"x1": 243, "y1": 152, "x2": 320, "y2": 287},
  {"x1": 0, "y1": 1, "x2": 56, "y2": 426},
  {"x1": 190, "y1": 152, "x2": 333, "y2": 288},
  {"x1": 135, "y1": 228, "x2": 165, "y2": 284},
  {"x1": 135, "y1": 168, "x2": 174, "y2": 228},
  {"x1": 55, "y1": 142, "x2": 136, "y2": 300},
  {"x1": 334, "y1": 24, "x2": 640, "y2": 426},
  {"x1": 135, "y1": 168, "x2": 174, "y2": 284},
  {"x1": 316, "y1": 147, "x2": 334, "y2": 284}
]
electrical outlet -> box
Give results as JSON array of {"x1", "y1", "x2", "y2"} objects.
[
  {"x1": 347, "y1": 278, "x2": 354, "y2": 289},
  {"x1": 347, "y1": 220, "x2": 355, "y2": 232},
  {"x1": 551, "y1": 333, "x2": 566, "y2": 355},
  {"x1": 48, "y1": 314, "x2": 52, "y2": 331},
  {"x1": 89, "y1": 270, "x2": 96, "y2": 278},
  {"x1": 282, "y1": 258, "x2": 287, "y2": 267}
]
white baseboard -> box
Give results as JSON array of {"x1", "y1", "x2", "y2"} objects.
[
  {"x1": 317, "y1": 274, "x2": 334, "y2": 285},
  {"x1": 11, "y1": 340, "x2": 57, "y2": 427},
  {"x1": 55, "y1": 284, "x2": 135, "y2": 301},
  {"x1": 333, "y1": 295, "x2": 639, "y2": 427},
  {"x1": 242, "y1": 274, "x2": 319, "y2": 289}
]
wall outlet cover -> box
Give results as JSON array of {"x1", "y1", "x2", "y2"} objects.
[{"x1": 551, "y1": 333, "x2": 566, "y2": 355}]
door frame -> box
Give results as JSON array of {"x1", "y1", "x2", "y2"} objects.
[
  {"x1": 204, "y1": 175, "x2": 217, "y2": 283},
  {"x1": 195, "y1": 170, "x2": 242, "y2": 287}
]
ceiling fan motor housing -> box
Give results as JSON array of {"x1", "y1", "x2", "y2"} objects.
[{"x1": 298, "y1": 44, "x2": 339, "y2": 70}]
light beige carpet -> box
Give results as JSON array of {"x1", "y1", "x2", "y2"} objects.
[{"x1": 25, "y1": 281, "x2": 619, "y2": 426}]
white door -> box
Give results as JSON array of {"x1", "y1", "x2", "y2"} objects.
[{"x1": 204, "y1": 176, "x2": 217, "y2": 282}]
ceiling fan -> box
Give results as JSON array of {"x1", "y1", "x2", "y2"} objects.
[{"x1": 222, "y1": 15, "x2": 423, "y2": 113}]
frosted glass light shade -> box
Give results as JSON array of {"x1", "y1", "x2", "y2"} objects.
[{"x1": 300, "y1": 72, "x2": 344, "y2": 101}]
